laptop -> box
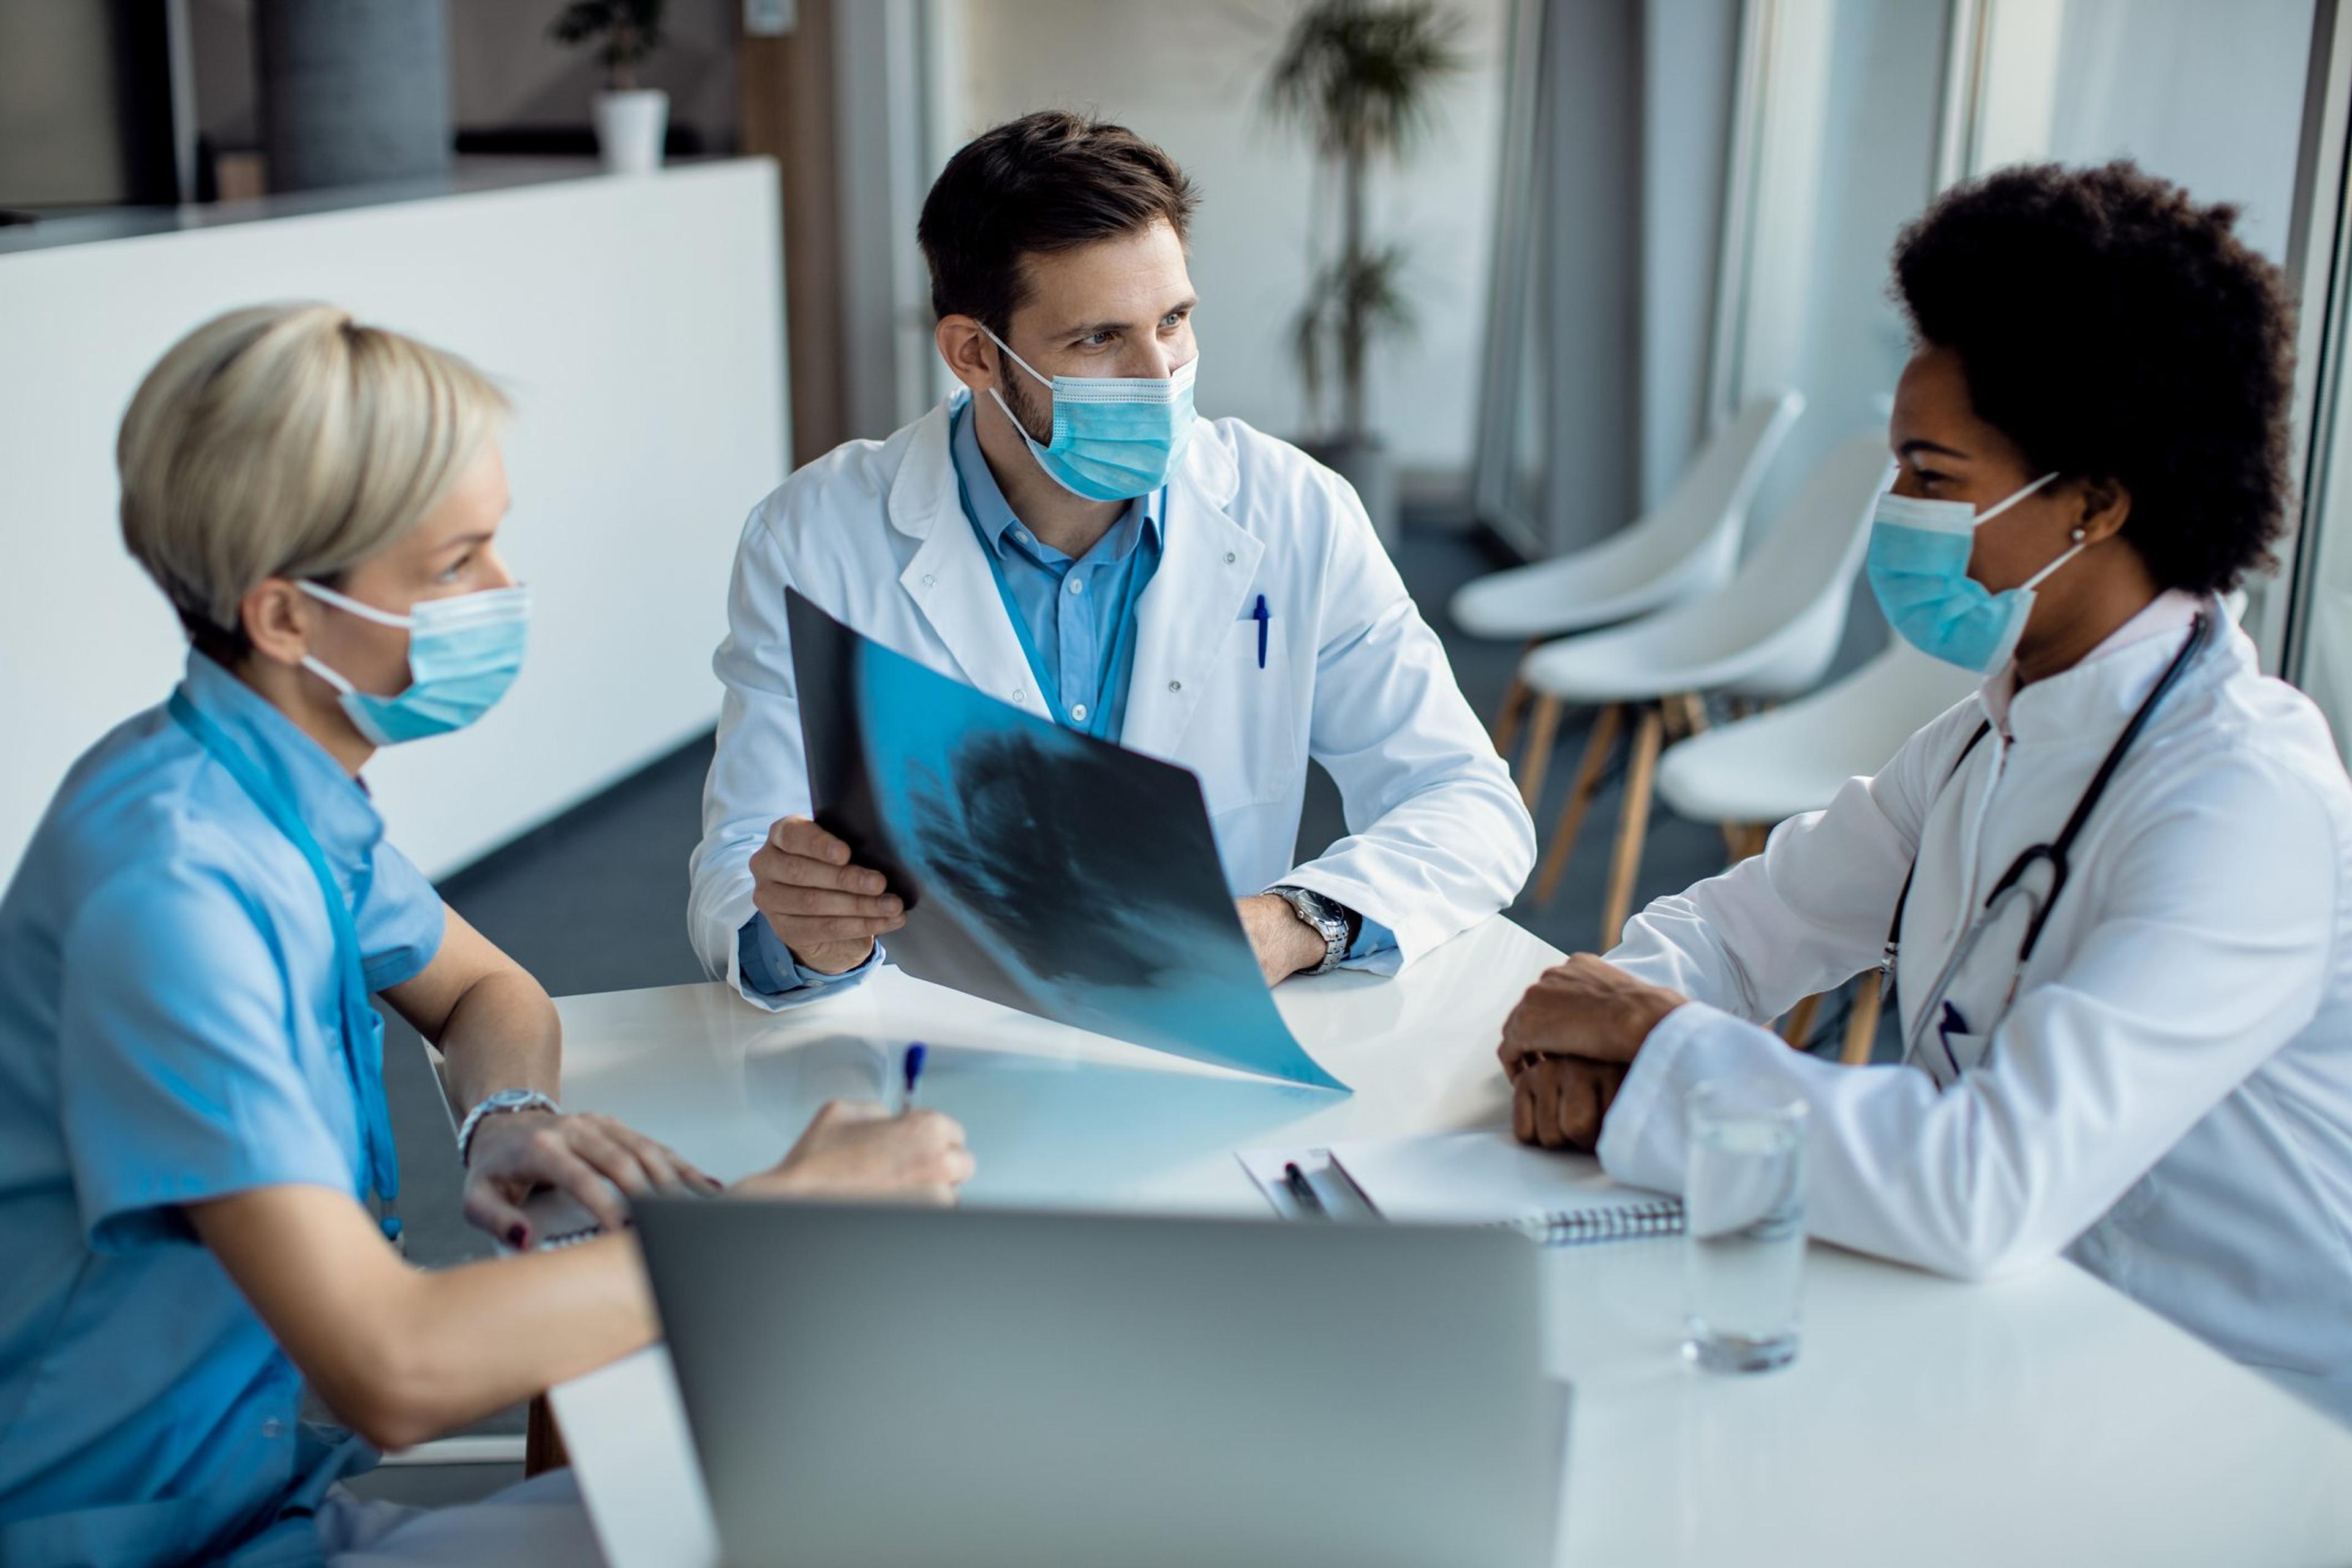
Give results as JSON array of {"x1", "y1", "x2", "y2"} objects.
[{"x1": 635, "y1": 1199, "x2": 1569, "y2": 1568}]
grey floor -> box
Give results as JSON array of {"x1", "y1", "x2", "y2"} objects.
[{"x1": 364, "y1": 518, "x2": 1877, "y2": 1496}]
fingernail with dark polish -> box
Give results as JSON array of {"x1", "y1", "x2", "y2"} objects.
[{"x1": 508, "y1": 1224, "x2": 529, "y2": 1248}]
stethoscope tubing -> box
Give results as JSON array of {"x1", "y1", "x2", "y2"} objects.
[{"x1": 1895, "y1": 609, "x2": 2216, "y2": 1075}]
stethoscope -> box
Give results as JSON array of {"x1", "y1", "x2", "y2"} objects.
[{"x1": 1883, "y1": 609, "x2": 2216, "y2": 1079}]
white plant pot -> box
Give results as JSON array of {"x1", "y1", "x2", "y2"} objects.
[{"x1": 594, "y1": 88, "x2": 668, "y2": 175}]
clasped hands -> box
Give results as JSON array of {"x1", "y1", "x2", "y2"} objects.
[{"x1": 1499, "y1": 954, "x2": 1684, "y2": 1152}]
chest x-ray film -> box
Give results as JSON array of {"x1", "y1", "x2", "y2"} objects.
[{"x1": 786, "y1": 589, "x2": 1346, "y2": 1091}]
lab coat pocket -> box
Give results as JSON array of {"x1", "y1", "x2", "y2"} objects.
[{"x1": 1190, "y1": 616, "x2": 1300, "y2": 817}]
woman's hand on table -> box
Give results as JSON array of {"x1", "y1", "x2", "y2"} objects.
[
  {"x1": 1497, "y1": 954, "x2": 1684, "y2": 1152},
  {"x1": 464, "y1": 1110, "x2": 720, "y2": 1246},
  {"x1": 1510, "y1": 1057, "x2": 1630, "y2": 1152},
  {"x1": 1497, "y1": 954, "x2": 1685, "y2": 1074},
  {"x1": 735, "y1": 1099, "x2": 976, "y2": 1207}
]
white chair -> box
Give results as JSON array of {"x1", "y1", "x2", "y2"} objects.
[
  {"x1": 1516, "y1": 429, "x2": 1894, "y2": 949},
  {"x1": 1650, "y1": 638, "x2": 1980, "y2": 1063},
  {"x1": 1458, "y1": 390, "x2": 1804, "y2": 764}
]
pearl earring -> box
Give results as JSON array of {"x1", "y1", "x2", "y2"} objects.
[{"x1": 2071, "y1": 527, "x2": 2086, "y2": 542}]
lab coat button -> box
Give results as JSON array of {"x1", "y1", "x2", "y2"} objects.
[
  {"x1": 1071, "y1": 703, "x2": 1089, "y2": 722},
  {"x1": 1013, "y1": 688, "x2": 1027, "y2": 704},
  {"x1": 921, "y1": 573, "x2": 936, "y2": 588},
  {"x1": 1168, "y1": 680, "x2": 1182, "y2": 693},
  {"x1": 1224, "y1": 551, "x2": 1237, "y2": 564}
]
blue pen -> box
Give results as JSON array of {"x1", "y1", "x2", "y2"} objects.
[
  {"x1": 900, "y1": 1041, "x2": 928, "y2": 1114},
  {"x1": 1253, "y1": 594, "x2": 1270, "y2": 669}
]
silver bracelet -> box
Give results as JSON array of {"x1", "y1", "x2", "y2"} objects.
[{"x1": 457, "y1": 1088, "x2": 561, "y2": 1166}]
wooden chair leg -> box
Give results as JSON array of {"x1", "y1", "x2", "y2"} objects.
[
  {"x1": 524, "y1": 1393, "x2": 569, "y2": 1476},
  {"x1": 1516, "y1": 693, "x2": 1564, "y2": 809},
  {"x1": 1781, "y1": 992, "x2": 1824, "y2": 1049},
  {"x1": 1841, "y1": 976, "x2": 1884, "y2": 1066},
  {"x1": 1491, "y1": 638, "x2": 1539, "y2": 754},
  {"x1": 1675, "y1": 691, "x2": 1708, "y2": 736},
  {"x1": 1532, "y1": 703, "x2": 1623, "y2": 905},
  {"x1": 1599, "y1": 705, "x2": 1664, "y2": 949}
]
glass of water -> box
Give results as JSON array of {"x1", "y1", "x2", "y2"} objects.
[{"x1": 1681, "y1": 1077, "x2": 1808, "y2": 1373}]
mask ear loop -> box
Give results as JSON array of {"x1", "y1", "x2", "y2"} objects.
[
  {"x1": 298, "y1": 579, "x2": 415, "y2": 629},
  {"x1": 300, "y1": 655, "x2": 360, "y2": 697},
  {"x1": 979, "y1": 324, "x2": 1054, "y2": 390},
  {"x1": 2013, "y1": 524, "x2": 2088, "y2": 592},
  {"x1": 1973, "y1": 470, "x2": 2060, "y2": 527},
  {"x1": 976, "y1": 323, "x2": 1060, "y2": 455},
  {"x1": 294, "y1": 581, "x2": 410, "y2": 706},
  {"x1": 1974, "y1": 470, "x2": 2081, "y2": 592}
]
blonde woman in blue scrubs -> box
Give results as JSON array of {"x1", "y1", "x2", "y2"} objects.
[{"x1": 0, "y1": 304, "x2": 974, "y2": 1566}]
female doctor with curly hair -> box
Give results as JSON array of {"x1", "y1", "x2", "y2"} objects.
[{"x1": 1501, "y1": 162, "x2": 2352, "y2": 1424}]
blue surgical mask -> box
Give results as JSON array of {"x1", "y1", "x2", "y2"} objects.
[
  {"x1": 299, "y1": 579, "x2": 530, "y2": 745},
  {"x1": 982, "y1": 325, "x2": 1198, "y2": 502},
  {"x1": 1866, "y1": 472, "x2": 2077, "y2": 673}
]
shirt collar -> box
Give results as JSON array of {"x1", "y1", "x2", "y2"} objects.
[
  {"x1": 1978, "y1": 588, "x2": 2209, "y2": 739},
  {"x1": 176, "y1": 649, "x2": 389, "y2": 875},
  {"x1": 948, "y1": 393, "x2": 1161, "y2": 563}
]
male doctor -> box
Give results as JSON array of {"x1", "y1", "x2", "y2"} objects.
[{"x1": 688, "y1": 111, "x2": 1533, "y2": 1008}]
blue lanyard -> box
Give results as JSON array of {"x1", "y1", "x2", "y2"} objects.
[
  {"x1": 168, "y1": 692, "x2": 403, "y2": 1242},
  {"x1": 961, "y1": 479, "x2": 1161, "y2": 744}
]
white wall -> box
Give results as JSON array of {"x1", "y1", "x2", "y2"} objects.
[
  {"x1": 187, "y1": 0, "x2": 745, "y2": 150},
  {"x1": 0, "y1": 160, "x2": 787, "y2": 882},
  {"x1": 947, "y1": 0, "x2": 1508, "y2": 477}
]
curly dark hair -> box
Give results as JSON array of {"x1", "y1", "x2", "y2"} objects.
[{"x1": 1891, "y1": 160, "x2": 2296, "y2": 595}]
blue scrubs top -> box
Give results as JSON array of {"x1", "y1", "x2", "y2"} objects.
[{"x1": 0, "y1": 651, "x2": 444, "y2": 1567}]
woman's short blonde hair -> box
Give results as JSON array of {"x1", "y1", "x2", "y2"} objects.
[{"x1": 117, "y1": 303, "x2": 510, "y2": 657}]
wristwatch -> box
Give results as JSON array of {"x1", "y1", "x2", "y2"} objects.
[
  {"x1": 1269, "y1": 885, "x2": 1358, "y2": 976},
  {"x1": 457, "y1": 1088, "x2": 561, "y2": 1167}
]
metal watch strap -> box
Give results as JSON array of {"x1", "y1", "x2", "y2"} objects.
[
  {"x1": 457, "y1": 1088, "x2": 560, "y2": 1166},
  {"x1": 1270, "y1": 884, "x2": 1352, "y2": 976}
]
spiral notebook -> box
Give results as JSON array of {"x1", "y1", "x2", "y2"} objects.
[{"x1": 1325, "y1": 1131, "x2": 1683, "y2": 1245}]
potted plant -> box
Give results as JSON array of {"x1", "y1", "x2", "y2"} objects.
[
  {"x1": 1265, "y1": 0, "x2": 1464, "y2": 549},
  {"x1": 550, "y1": 0, "x2": 669, "y2": 175}
]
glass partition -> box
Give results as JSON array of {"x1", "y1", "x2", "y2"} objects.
[{"x1": 1711, "y1": 0, "x2": 1951, "y2": 533}]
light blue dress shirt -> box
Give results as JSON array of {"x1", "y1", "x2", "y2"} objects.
[
  {"x1": 0, "y1": 651, "x2": 445, "y2": 1567},
  {"x1": 739, "y1": 398, "x2": 1390, "y2": 998}
]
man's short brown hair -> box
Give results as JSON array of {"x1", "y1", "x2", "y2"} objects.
[{"x1": 916, "y1": 110, "x2": 1199, "y2": 333}]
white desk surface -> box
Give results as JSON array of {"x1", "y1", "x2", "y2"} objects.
[{"x1": 545, "y1": 917, "x2": 2352, "y2": 1567}]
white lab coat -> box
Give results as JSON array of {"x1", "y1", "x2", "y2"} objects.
[
  {"x1": 1597, "y1": 595, "x2": 2352, "y2": 1422},
  {"x1": 688, "y1": 394, "x2": 1534, "y2": 1008}
]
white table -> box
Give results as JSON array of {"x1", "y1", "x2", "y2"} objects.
[{"x1": 545, "y1": 918, "x2": 2352, "y2": 1567}]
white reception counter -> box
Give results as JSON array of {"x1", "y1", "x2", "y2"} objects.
[{"x1": 0, "y1": 159, "x2": 788, "y2": 881}]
